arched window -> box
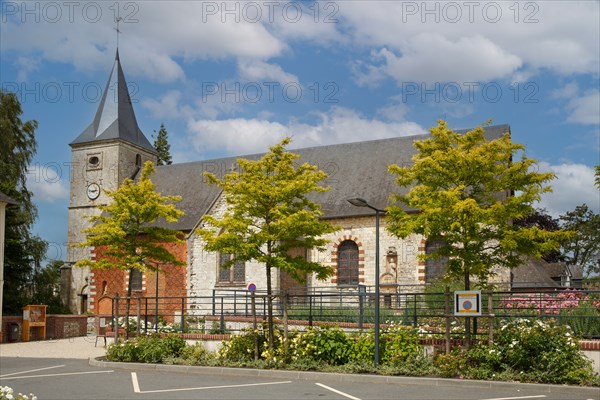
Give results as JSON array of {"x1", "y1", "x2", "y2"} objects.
[
  {"x1": 337, "y1": 240, "x2": 359, "y2": 286},
  {"x1": 217, "y1": 253, "x2": 245, "y2": 285},
  {"x1": 425, "y1": 240, "x2": 448, "y2": 283},
  {"x1": 130, "y1": 268, "x2": 143, "y2": 291}
]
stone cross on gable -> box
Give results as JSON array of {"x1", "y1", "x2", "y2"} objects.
[{"x1": 114, "y1": 17, "x2": 123, "y2": 48}]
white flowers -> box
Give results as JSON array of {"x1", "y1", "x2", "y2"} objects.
[{"x1": 0, "y1": 386, "x2": 37, "y2": 400}]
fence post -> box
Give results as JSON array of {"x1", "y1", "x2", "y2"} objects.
[
  {"x1": 181, "y1": 298, "x2": 185, "y2": 333},
  {"x1": 413, "y1": 294, "x2": 418, "y2": 328},
  {"x1": 445, "y1": 286, "x2": 451, "y2": 354},
  {"x1": 283, "y1": 292, "x2": 289, "y2": 358},
  {"x1": 136, "y1": 295, "x2": 141, "y2": 337},
  {"x1": 234, "y1": 291, "x2": 237, "y2": 316},
  {"x1": 358, "y1": 286, "x2": 365, "y2": 330},
  {"x1": 220, "y1": 297, "x2": 225, "y2": 333},
  {"x1": 212, "y1": 289, "x2": 216, "y2": 316},
  {"x1": 144, "y1": 298, "x2": 148, "y2": 334},
  {"x1": 309, "y1": 294, "x2": 313, "y2": 327},
  {"x1": 487, "y1": 285, "x2": 494, "y2": 344},
  {"x1": 251, "y1": 291, "x2": 258, "y2": 361},
  {"x1": 114, "y1": 294, "x2": 120, "y2": 342}
]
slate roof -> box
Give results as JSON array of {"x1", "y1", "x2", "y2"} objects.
[
  {"x1": 0, "y1": 190, "x2": 17, "y2": 205},
  {"x1": 151, "y1": 124, "x2": 510, "y2": 231},
  {"x1": 70, "y1": 50, "x2": 156, "y2": 153}
]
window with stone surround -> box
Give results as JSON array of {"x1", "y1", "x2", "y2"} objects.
[
  {"x1": 337, "y1": 240, "x2": 359, "y2": 286},
  {"x1": 217, "y1": 253, "x2": 245, "y2": 285},
  {"x1": 425, "y1": 240, "x2": 448, "y2": 283},
  {"x1": 130, "y1": 268, "x2": 143, "y2": 291}
]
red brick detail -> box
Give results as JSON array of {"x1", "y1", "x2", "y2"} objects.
[
  {"x1": 90, "y1": 240, "x2": 187, "y2": 322},
  {"x1": 359, "y1": 277, "x2": 365, "y2": 283},
  {"x1": 580, "y1": 340, "x2": 600, "y2": 350}
]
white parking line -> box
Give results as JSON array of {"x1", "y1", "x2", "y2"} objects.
[
  {"x1": 130, "y1": 372, "x2": 291, "y2": 394},
  {"x1": 480, "y1": 396, "x2": 547, "y2": 400},
  {"x1": 316, "y1": 383, "x2": 362, "y2": 400},
  {"x1": 0, "y1": 364, "x2": 65, "y2": 378},
  {"x1": 0, "y1": 370, "x2": 114, "y2": 381}
]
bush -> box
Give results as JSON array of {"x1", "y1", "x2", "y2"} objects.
[
  {"x1": 434, "y1": 318, "x2": 599, "y2": 385},
  {"x1": 106, "y1": 334, "x2": 186, "y2": 363},
  {"x1": 380, "y1": 322, "x2": 423, "y2": 365},
  {"x1": 218, "y1": 327, "x2": 268, "y2": 362},
  {"x1": 289, "y1": 326, "x2": 352, "y2": 366}
]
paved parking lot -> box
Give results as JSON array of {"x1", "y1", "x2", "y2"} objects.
[{"x1": 1, "y1": 338, "x2": 599, "y2": 400}]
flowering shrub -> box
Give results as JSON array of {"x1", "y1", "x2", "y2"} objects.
[
  {"x1": 114, "y1": 316, "x2": 176, "y2": 333},
  {"x1": 500, "y1": 290, "x2": 600, "y2": 315},
  {"x1": 435, "y1": 318, "x2": 599, "y2": 385},
  {"x1": 289, "y1": 326, "x2": 352, "y2": 366},
  {"x1": 380, "y1": 322, "x2": 423, "y2": 365},
  {"x1": 0, "y1": 386, "x2": 37, "y2": 400}
]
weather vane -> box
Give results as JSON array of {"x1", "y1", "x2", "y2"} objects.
[{"x1": 114, "y1": 17, "x2": 123, "y2": 49}]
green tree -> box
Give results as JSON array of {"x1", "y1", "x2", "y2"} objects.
[
  {"x1": 514, "y1": 208, "x2": 564, "y2": 263},
  {"x1": 387, "y1": 121, "x2": 570, "y2": 346},
  {"x1": 560, "y1": 204, "x2": 600, "y2": 277},
  {"x1": 0, "y1": 89, "x2": 48, "y2": 314},
  {"x1": 595, "y1": 165, "x2": 599, "y2": 189},
  {"x1": 153, "y1": 123, "x2": 172, "y2": 166},
  {"x1": 197, "y1": 137, "x2": 338, "y2": 349},
  {"x1": 75, "y1": 161, "x2": 184, "y2": 334},
  {"x1": 30, "y1": 260, "x2": 70, "y2": 314}
]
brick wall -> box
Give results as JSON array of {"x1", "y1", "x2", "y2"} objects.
[
  {"x1": 89, "y1": 241, "x2": 188, "y2": 322},
  {"x1": 1, "y1": 315, "x2": 87, "y2": 342}
]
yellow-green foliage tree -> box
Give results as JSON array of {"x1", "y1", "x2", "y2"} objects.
[
  {"x1": 76, "y1": 161, "x2": 184, "y2": 332},
  {"x1": 387, "y1": 121, "x2": 571, "y2": 344},
  {"x1": 388, "y1": 121, "x2": 569, "y2": 288},
  {"x1": 197, "y1": 138, "x2": 338, "y2": 349}
]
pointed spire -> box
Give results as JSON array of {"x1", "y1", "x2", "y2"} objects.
[{"x1": 70, "y1": 51, "x2": 156, "y2": 153}]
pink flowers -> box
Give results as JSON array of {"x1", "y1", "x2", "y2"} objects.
[{"x1": 499, "y1": 290, "x2": 599, "y2": 315}]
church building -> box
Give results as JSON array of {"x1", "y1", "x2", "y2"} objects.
[{"x1": 62, "y1": 53, "x2": 511, "y2": 315}]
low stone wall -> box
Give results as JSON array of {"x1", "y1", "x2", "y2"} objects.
[{"x1": 1, "y1": 315, "x2": 88, "y2": 342}]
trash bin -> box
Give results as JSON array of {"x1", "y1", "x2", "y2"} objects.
[{"x1": 8, "y1": 323, "x2": 19, "y2": 342}]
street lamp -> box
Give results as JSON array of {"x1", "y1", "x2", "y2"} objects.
[{"x1": 347, "y1": 197, "x2": 385, "y2": 367}]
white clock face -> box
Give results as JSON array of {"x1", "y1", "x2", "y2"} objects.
[{"x1": 87, "y1": 183, "x2": 100, "y2": 200}]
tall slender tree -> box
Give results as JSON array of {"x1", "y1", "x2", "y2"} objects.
[
  {"x1": 0, "y1": 90, "x2": 47, "y2": 314},
  {"x1": 197, "y1": 137, "x2": 338, "y2": 349},
  {"x1": 75, "y1": 161, "x2": 184, "y2": 335},
  {"x1": 153, "y1": 123, "x2": 173, "y2": 166}
]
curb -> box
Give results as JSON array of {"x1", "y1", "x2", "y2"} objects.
[{"x1": 89, "y1": 357, "x2": 599, "y2": 394}]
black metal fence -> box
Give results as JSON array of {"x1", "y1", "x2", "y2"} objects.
[{"x1": 103, "y1": 287, "x2": 600, "y2": 340}]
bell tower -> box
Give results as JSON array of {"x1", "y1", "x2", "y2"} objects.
[{"x1": 63, "y1": 50, "x2": 157, "y2": 313}]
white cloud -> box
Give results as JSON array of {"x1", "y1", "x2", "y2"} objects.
[
  {"x1": 364, "y1": 34, "x2": 522, "y2": 85},
  {"x1": 566, "y1": 90, "x2": 600, "y2": 125},
  {"x1": 237, "y1": 59, "x2": 298, "y2": 84},
  {"x1": 26, "y1": 164, "x2": 69, "y2": 203},
  {"x1": 537, "y1": 162, "x2": 599, "y2": 217},
  {"x1": 185, "y1": 107, "x2": 426, "y2": 157}
]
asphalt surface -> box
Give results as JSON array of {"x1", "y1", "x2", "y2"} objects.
[{"x1": 1, "y1": 337, "x2": 599, "y2": 400}]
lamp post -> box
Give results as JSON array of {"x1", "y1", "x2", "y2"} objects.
[{"x1": 347, "y1": 197, "x2": 385, "y2": 367}]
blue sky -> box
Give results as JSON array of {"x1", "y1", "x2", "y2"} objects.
[{"x1": 1, "y1": 1, "x2": 599, "y2": 263}]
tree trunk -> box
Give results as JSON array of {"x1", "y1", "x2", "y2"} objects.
[
  {"x1": 125, "y1": 268, "x2": 133, "y2": 340},
  {"x1": 265, "y1": 263, "x2": 275, "y2": 350}
]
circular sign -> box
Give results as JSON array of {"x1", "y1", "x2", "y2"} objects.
[
  {"x1": 247, "y1": 283, "x2": 256, "y2": 292},
  {"x1": 462, "y1": 300, "x2": 473, "y2": 310}
]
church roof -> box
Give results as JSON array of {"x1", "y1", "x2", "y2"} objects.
[
  {"x1": 70, "y1": 50, "x2": 156, "y2": 153},
  {"x1": 151, "y1": 124, "x2": 510, "y2": 231}
]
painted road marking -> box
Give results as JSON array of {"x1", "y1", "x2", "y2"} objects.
[
  {"x1": 480, "y1": 396, "x2": 547, "y2": 400},
  {"x1": 130, "y1": 372, "x2": 291, "y2": 394},
  {"x1": 0, "y1": 364, "x2": 65, "y2": 378},
  {"x1": 316, "y1": 383, "x2": 362, "y2": 400},
  {"x1": 1, "y1": 370, "x2": 114, "y2": 381}
]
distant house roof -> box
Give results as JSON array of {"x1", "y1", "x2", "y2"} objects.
[
  {"x1": 511, "y1": 258, "x2": 583, "y2": 289},
  {"x1": 70, "y1": 50, "x2": 156, "y2": 154},
  {"x1": 0, "y1": 190, "x2": 17, "y2": 205},
  {"x1": 151, "y1": 124, "x2": 510, "y2": 231}
]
